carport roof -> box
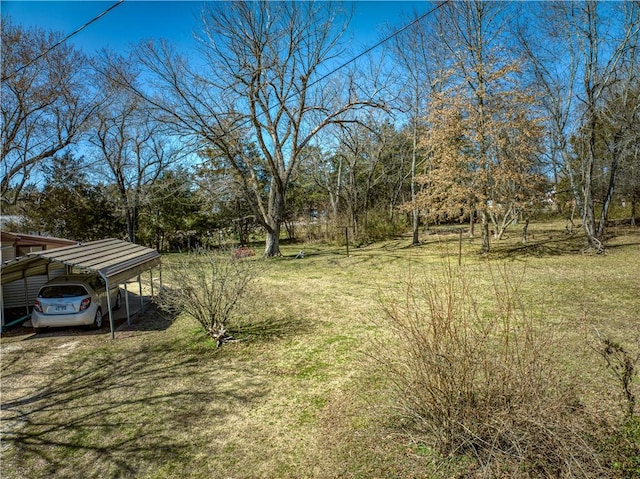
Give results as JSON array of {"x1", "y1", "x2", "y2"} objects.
[{"x1": 1, "y1": 238, "x2": 161, "y2": 285}]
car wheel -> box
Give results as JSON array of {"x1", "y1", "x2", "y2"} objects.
[
  {"x1": 93, "y1": 308, "x2": 103, "y2": 329},
  {"x1": 113, "y1": 290, "x2": 122, "y2": 310}
]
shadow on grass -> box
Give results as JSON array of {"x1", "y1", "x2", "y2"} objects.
[
  {"x1": 290, "y1": 229, "x2": 637, "y2": 265},
  {"x1": 14, "y1": 301, "x2": 175, "y2": 342},
  {"x1": 115, "y1": 304, "x2": 178, "y2": 333},
  {"x1": 232, "y1": 313, "x2": 316, "y2": 343},
  {"x1": 487, "y1": 235, "x2": 586, "y2": 260},
  {"x1": 1, "y1": 335, "x2": 268, "y2": 479}
]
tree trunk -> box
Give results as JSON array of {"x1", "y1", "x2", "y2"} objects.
[
  {"x1": 582, "y1": 160, "x2": 601, "y2": 251},
  {"x1": 580, "y1": 5, "x2": 605, "y2": 254},
  {"x1": 481, "y1": 209, "x2": 490, "y2": 253},
  {"x1": 412, "y1": 209, "x2": 420, "y2": 246},
  {"x1": 329, "y1": 192, "x2": 339, "y2": 222},
  {"x1": 126, "y1": 205, "x2": 138, "y2": 243},
  {"x1": 489, "y1": 211, "x2": 499, "y2": 239},
  {"x1": 522, "y1": 218, "x2": 530, "y2": 244},
  {"x1": 469, "y1": 209, "x2": 476, "y2": 238},
  {"x1": 582, "y1": 184, "x2": 602, "y2": 252},
  {"x1": 596, "y1": 134, "x2": 622, "y2": 240},
  {"x1": 264, "y1": 186, "x2": 285, "y2": 257},
  {"x1": 264, "y1": 225, "x2": 281, "y2": 257}
]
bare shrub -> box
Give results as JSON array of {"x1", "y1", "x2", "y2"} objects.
[
  {"x1": 593, "y1": 334, "x2": 640, "y2": 478},
  {"x1": 593, "y1": 333, "x2": 639, "y2": 418},
  {"x1": 377, "y1": 260, "x2": 604, "y2": 477},
  {"x1": 158, "y1": 249, "x2": 260, "y2": 346}
]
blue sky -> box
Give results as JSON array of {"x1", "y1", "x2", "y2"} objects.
[{"x1": 2, "y1": 1, "x2": 430, "y2": 55}]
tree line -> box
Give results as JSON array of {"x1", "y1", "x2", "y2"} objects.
[{"x1": 2, "y1": 0, "x2": 638, "y2": 255}]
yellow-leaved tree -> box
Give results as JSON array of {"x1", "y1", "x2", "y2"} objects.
[{"x1": 410, "y1": 1, "x2": 547, "y2": 252}]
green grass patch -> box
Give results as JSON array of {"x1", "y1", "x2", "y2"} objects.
[{"x1": 1, "y1": 221, "x2": 639, "y2": 478}]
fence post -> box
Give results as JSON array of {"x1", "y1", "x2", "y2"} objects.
[{"x1": 345, "y1": 227, "x2": 349, "y2": 257}]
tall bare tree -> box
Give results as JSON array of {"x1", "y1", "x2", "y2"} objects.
[
  {"x1": 1, "y1": 19, "x2": 97, "y2": 204},
  {"x1": 113, "y1": 1, "x2": 381, "y2": 256},
  {"x1": 390, "y1": 10, "x2": 442, "y2": 245},
  {"x1": 517, "y1": 0, "x2": 640, "y2": 252},
  {"x1": 613, "y1": 82, "x2": 640, "y2": 225},
  {"x1": 90, "y1": 53, "x2": 184, "y2": 243}
]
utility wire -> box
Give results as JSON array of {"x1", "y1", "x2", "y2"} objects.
[
  {"x1": 306, "y1": 0, "x2": 449, "y2": 94},
  {"x1": 220, "y1": 0, "x2": 449, "y2": 139},
  {"x1": 99, "y1": 1, "x2": 449, "y2": 146},
  {"x1": 2, "y1": 0, "x2": 124, "y2": 82}
]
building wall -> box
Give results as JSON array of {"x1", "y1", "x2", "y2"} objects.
[
  {"x1": 2, "y1": 266, "x2": 66, "y2": 310},
  {"x1": 1, "y1": 234, "x2": 74, "y2": 323}
]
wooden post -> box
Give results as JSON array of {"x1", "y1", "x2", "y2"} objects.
[
  {"x1": 345, "y1": 227, "x2": 349, "y2": 257},
  {"x1": 104, "y1": 277, "x2": 114, "y2": 339},
  {"x1": 458, "y1": 228, "x2": 463, "y2": 266}
]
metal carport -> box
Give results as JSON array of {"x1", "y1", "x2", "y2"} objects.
[{"x1": 1, "y1": 238, "x2": 161, "y2": 338}]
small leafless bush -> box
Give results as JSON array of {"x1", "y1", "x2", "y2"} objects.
[
  {"x1": 377, "y1": 260, "x2": 605, "y2": 477},
  {"x1": 593, "y1": 334, "x2": 640, "y2": 478},
  {"x1": 158, "y1": 249, "x2": 260, "y2": 346},
  {"x1": 593, "y1": 333, "x2": 639, "y2": 418}
]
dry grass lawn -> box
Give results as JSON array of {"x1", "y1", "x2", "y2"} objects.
[{"x1": 1, "y1": 220, "x2": 639, "y2": 478}]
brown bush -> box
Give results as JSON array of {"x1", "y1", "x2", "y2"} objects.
[
  {"x1": 377, "y1": 260, "x2": 606, "y2": 477},
  {"x1": 158, "y1": 249, "x2": 260, "y2": 346}
]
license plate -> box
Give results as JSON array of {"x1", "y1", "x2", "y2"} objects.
[{"x1": 55, "y1": 305, "x2": 67, "y2": 312}]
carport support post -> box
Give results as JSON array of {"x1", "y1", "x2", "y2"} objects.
[
  {"x1": 124, "y1": 282, "x2": 131, "y2": 325},
  {"x1": 138, "y1": 274, "x2": 143, "y2": 312},
  {"x1": 102, "y1": 274, "x2": 115, "y2": 340}
]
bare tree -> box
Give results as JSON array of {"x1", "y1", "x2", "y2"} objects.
[
  {"x1": 389, "y1": 9, "x2": 443, "y2": 245},
  {"x1": 112, "y1": 1, "x2": 382, "y2": 257},
  {"x1": 299, "y1": 141, "x2": 337, "y2": 222},
  {"x1": 517, "y1": 0, "x2": 640, "y2": 252},
  {"x1": 90, "y1": 53, "x2": 185, "y2": 242},
  {"x1": 590, "y1": 78, "x2": 640, "y2": 238},
  {"x1": 614, "y1": 81, "x2": 640, "y2": 225},
  {"x1": 330, "y1": 117, "x2": 400, "y2": 242},
  {"x1": 1, "y1": 19, "x2": 97, "y2": 204}
]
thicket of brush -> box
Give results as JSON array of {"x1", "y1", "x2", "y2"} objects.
[{"x1": 378, "y1": 261, "x2": 639, "y2": 478}]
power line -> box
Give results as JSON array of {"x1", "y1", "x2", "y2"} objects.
[
  {"x1": 2, "y1": 0, "x2": 124, "y2": 82},
  {"x1": 307, "y1": 1, "x2": 449, "y2": 94},
  {"x1": 222, "y1": 0, "x2": 449, "y2": 139}
]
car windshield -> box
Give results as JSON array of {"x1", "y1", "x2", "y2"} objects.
[{"x1": 38, "y1": 285, "x2": 88, "y2": 298}]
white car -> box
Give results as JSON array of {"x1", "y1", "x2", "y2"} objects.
[{"x1": 32, "y1": 274, "x2": 121, "y2": 333}]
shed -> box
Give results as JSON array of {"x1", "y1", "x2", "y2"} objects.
[
  {"x1": 1, "y1": 232, "x2": 77, "y2": 313},
  {"x1": 1, "y1": 238, "x2": 161, "y2": 338}
]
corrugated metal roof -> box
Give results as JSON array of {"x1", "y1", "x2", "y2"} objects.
[
  {"x1": 0, "y1": 231, "x2": 77, "y2": 248},
  {"x1": 1, "y1": 238, "x2": 161, "y2": 285}
]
